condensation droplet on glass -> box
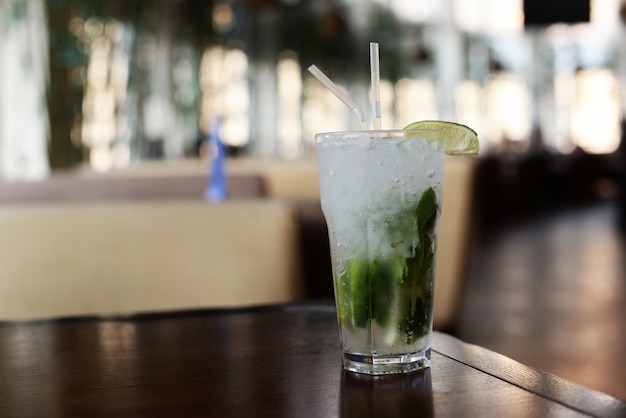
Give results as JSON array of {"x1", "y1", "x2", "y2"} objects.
[
  {"x1": 329, "y1": 170, "x2": 334, "y2": 176},
  {"x1": 428, "y1": 169, "x2": 435, "y2": 178},
  {"x1": 377, "y1": 161, "x2": 383, "y2": 166}
]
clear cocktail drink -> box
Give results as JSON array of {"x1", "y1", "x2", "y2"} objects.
[{"x1": 316, "y1": 129, "x2": 444, "y2": 375}]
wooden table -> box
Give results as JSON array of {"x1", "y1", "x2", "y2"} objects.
[{"x1": 1, "y1": 301, "x2": 624, "y2": 417}]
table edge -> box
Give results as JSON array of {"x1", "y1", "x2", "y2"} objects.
[{"x1": 432, "y1": 332, "x2": 626, "y2": 418}]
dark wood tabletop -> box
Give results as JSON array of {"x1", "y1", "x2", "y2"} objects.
[{"x1": 1, "y1": 300, "x2": 624, "y2": 418}]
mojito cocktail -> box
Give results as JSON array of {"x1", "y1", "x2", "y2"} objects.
[{"x1": 316, "y1": 129, "x2": 444, "y2": 375}]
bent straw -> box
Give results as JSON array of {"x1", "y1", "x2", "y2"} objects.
[
  {"x1": 307, "y1": 64, "x2": 368, "y2": 130},
  {"x1": 370, "y1": 42, "x2": 381, "y2": 130}
]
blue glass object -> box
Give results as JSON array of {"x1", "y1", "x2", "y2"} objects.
[{"x1": 205, "y1": 117, "x2": 228, "y2": 203}]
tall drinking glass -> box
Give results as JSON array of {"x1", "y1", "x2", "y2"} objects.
[{"x1": 316, "y1": 129, "x2": 444, "y2": 375}]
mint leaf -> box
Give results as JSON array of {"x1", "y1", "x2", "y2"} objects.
[
  {"x1": 398, "y1": 294, "x2": 432, "y2": 344},
  {"x1": 399, "y1": 187, "x2": 438, "y2": 343},
  {"x1": 370, "y1": 258, "x2": 398, "y2": 327},
  {"x1": 416, "y1": 187, "x2": 438, "y2": 234}
]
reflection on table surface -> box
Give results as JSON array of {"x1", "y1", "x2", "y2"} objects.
[{"x1": 341, "y1": 369, "x2": 433, "y2": 418}]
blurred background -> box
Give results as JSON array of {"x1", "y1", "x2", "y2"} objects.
[
  {"x1": 3, "y1": 0, "x2": 626, "y2": 228},
  {"x1": 1, "y1": 0, "x2": 626, "y2": 401}
]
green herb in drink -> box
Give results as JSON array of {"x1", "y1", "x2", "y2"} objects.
[{"x1": 338, "y1": 187, "x2": 439, "y2": 343}]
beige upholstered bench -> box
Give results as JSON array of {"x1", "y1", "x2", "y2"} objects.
[
  {"x1": 0, "y1": 172, "x2": 266, "y2": 204},
  {"x1": 434, "y1": 156, "x2": 477, "y2": 330},
  {"x1": 0, "y1": 200, "x2": 303, "y2": 320}
]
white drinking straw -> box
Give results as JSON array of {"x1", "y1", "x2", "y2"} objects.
[
  {"x1": 370, "y1": 42, "x2": 381, "y2": 130},
  {"x1": 307, "y1": 64, "x2": 368, "y2": 130}
]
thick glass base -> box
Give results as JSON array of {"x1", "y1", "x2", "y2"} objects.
[{"x1": 342, "y1": 347, "x2": 431, "y2": 375}]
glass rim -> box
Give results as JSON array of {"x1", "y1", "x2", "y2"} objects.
[{"x1": 315, "y1": 129, "x2": 438, "y2": 140}]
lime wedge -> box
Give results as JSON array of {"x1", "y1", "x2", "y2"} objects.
[
  {"x1": 346, "y1": 259, "x2": 369, "y2": 328},
  {"x1": 403, "y1": 120, "x2": 479, "y2": 155}
]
